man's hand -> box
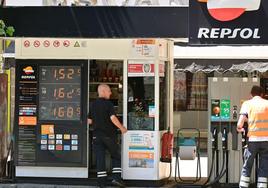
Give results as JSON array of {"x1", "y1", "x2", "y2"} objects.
[
  {"x1": 237, "y1": 114, "x2": 247, "y2": 133},
  {"x1": 237, "y1": 127, "x2": 245, "y2": 133},
  {"x1": 120, "y1": 126, "x2": 127, "y2": 134},
  {"x1": 111, "y1": 115, "x2": 128, "y2": 134},
  {"x1": 88, "y1": 118, "x2": 93, "y2": 125}
]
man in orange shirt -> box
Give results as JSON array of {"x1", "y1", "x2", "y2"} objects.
[{"x1": 237, "y1": 86, "x2": 268, "y2": 188}]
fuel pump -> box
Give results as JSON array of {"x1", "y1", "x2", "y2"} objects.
[
  {"x1": 222, "y1": 127, "x2": 228, "y2": 183},
  {"x1": 203, "y1": 128, "x2": 217, "y2": 185},
  {"x1": 208, "y1": 77, "x2": 259, "y2": 186},
  {"x1": 203, "y1": 127, "x2": 228, "y2": 187}
]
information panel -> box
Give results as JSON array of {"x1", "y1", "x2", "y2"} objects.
[
  {"x1": 17, "y1": 65, "x2": 38, "y2": 165},
  {"x1": 15, "y1": 61, "x2": 87, "y2": 168},
  {"x1": 39, "y1": 66, "x2": 81, "y2": 121}
]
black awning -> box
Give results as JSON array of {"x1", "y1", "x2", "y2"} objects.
[{"x1": 0, "y1": 6, "x2": 188, "y2": 38}]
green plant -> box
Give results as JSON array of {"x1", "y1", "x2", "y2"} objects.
[{"x1": 0, "y1": 20, "x2": 15, "y2": 37}]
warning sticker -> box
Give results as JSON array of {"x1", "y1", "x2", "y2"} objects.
[
  {"x1": 63, "y1": 40, "x2": 70, "y2": 47},
  {"x1": 53, "y1": 40, "x2": 60, "y2": 47},
  {"x1": 33, "y1": 40, "x2": 40, "y2": 48},
  {"x1": 43, "y1": 40, "x2": 50, "y2": 47},
  {"x1": 74, "y1": 41, "x2": 80, "y2": 47},
  {"x1": 24, "y1": 40, "x2": 30, "y2": 48}
]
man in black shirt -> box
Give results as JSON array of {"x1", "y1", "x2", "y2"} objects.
[{"x1": 88, "y1": 84, "x2": 127, "y2": 188}]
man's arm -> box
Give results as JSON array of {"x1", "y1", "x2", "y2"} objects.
[
  {"x1": 88, "y1": 118, "x2": 93, "y2": 125},
  {"x1": 237, "y1": 114, "x2": 247, "y2": 133},
  {"x1": 110, "y1": 115, "x2": 127, "y2": 134}
]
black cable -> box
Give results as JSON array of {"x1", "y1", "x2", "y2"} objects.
[
  {"x1": 203, "y1": 151, "x2": 227, "y2": 188},
  {"x1": 174, "y1": 151, "x2": 179, "y2": 184},
  {"x1": 203, "y1": 150, "x2": 215, "y2": 185}
]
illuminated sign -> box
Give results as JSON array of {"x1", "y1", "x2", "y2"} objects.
[
  {"x1": 39, "y1": 66, "x2": 81, "y2": 120},
  {"x1": 189, "y1": 0, "x2": 268, "y2": 44},
  {"x1": 198, "y1": 0, "x2": 261, "y2": 22}
]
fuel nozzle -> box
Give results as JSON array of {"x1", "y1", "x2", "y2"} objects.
[
  {"x1": 232, "y1": 105, "x2": 238, "y2": 120},
  {"x1": 242, "y1": 123, "x2": 248, "y2": 149},
  {"x1": 222, "y1": 128, "x2": 228, "y2": 150},
  {"x1": 212, "y1": 128, "x2": 218, "y2": 150}
]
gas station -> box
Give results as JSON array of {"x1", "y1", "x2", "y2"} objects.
[
  {"x1": 13, "y1": 38, "x2": 174, "y2": 182},
  {"x1": 1, "y1": 1, "x2": 268, "y2": 188}
]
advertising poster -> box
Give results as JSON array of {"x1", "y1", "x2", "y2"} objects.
[
  {"x1": 128, "y1": 61, "x2": 154, "y2": 77},
  {"x1": 41, "y1": 124, "x2": 54, "y2": 135},
  {"x1": 174, "y1": 71, "x2": 187, "y2": 111},
  {"x1": 220, "y1": 99, "x2": 230, "y2": 120},
  {"x1": 128, "y1": 132, "x2": 155, "y2": 168},
  {"x1": 211, "y1": 99, "x2": 220, "y2": 121}
]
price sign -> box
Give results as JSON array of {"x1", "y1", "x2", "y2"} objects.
[{"x1": 39, "y1": 66, "x2": 81, "y2": 121}]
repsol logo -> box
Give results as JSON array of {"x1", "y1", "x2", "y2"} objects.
[
  {"x1": 198, "y1": 28, "x2": 260, "y2": 39},
  {"x1": 21, "y1": 75, "x2": 36, "y2": 79}
]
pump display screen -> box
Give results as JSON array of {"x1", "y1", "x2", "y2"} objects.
[{"x1": 39, "y1": 66, "x2": 81, "y2": 120}]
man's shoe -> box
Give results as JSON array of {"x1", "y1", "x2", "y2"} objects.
[{"x1": 111, "y1": 179, "x2": 126, "y2": 187}]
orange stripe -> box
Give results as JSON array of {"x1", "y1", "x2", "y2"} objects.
[
  {"x1": 248, "y1": 132, "x2": 268, "y2": 137},
  {"x1": 248, "y1": 113, "x2": 268, "y2": 119},
  {"x1": 249, "y1": 123, "x2": 268, "y2": 129}
]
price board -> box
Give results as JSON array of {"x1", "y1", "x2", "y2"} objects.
[
  {"x1": 39, "y1": 66, "x2": 81, "y2": 120},
  {"x1": 15, "y1": 60, "x2": 87, "y2": 168}
]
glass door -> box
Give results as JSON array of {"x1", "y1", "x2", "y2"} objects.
[{"x1": 88, "y1": 60, "x2": 124, "y2": 175}]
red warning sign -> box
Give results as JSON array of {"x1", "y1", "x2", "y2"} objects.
[
  {"x1": 53, "y1": 40, "x2": 60, "y2": 47},
  {"x1": 24, "y1": 40, "x2": 30, "y2": 48},
  {"x1": 63, "y1": 40, "x2": 70, "y2": 47},
  {"x1": 43, "y1": 40, "x2": 50, "y2": 47},
  {"x1": 34, "y1": 40, "x2": 40, "y2": 48}
]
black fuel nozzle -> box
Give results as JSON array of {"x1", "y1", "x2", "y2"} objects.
[
  {"x1": 212, "y1": 128, "x2": 218, "y2": 150},
  {"x1": 222, "y1": 128, "x2": 228, "y2": 151},
  {"x1": 242, "y1": 123, "x2": 248, "y2": 149},
  {"x1": 233, "y1": 105, "x2": 238, "y2": 120}
]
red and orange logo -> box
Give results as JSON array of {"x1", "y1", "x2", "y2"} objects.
[
  {"x1": 198, "y1": 0, "x2": 261, "y2": 22},
  {"x1": 23, "y1": 66, "x2": 34, "y2": 75}
]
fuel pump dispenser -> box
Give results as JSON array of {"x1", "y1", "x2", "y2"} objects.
[{"x1": 207, "y1": 77, "x2": 259, "y2": 186}]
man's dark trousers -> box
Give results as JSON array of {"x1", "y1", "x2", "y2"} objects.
[{"x1": 93, "y1": 134, "x2": 122, "y2": 186}]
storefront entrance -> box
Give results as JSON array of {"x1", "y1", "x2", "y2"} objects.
[{"x1": 88, "y1": 60, "x2": 124, "y2": 176}]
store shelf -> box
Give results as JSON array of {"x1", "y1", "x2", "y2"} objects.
[{"x1": 89, "y1": 82, "x2": 121, "y2": 85}]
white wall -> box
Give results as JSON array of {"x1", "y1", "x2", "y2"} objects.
[
  {"x1": 5, "y1": 0, "x2": 43, "y2": 6},
  {"x1": 5, "y1": 0, "x2": 188, "y2": 6},
  {"x1": 174, "y1": 45, "x2": 268, "y2": 59}
]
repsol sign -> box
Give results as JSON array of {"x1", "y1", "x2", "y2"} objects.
[
  {"x1": 189, "y1": 0, "x2": 268, "y2": 44},
  {"x1": 198, "y1": 28, "x2": 260, "y2": 39}
]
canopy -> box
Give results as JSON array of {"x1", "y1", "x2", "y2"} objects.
[{"x1": 174, "y1": 62, "x2": 268, "y2": 73}]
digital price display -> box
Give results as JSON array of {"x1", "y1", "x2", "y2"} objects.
[{"x1": 39, "y1": 66, "x2": 81, "y2": 120}]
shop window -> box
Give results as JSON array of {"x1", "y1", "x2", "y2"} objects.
[
  {"x1": 174, "y1": 71, "x2": 208, "y2": 111},
  {"x1": 127, "y1": 77, "x2": 155, "y2": 131}
]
